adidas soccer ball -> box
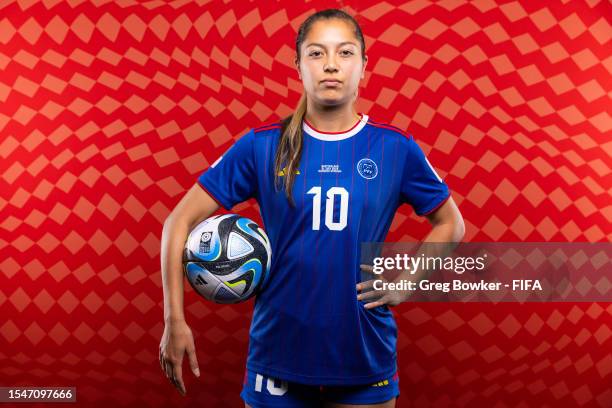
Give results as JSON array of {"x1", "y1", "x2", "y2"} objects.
[{"x1": 183, "y1": 214, "x2": 271, "y2": 304}]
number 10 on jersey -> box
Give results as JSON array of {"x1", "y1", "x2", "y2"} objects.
[{"x1": 307, "y1": 186, "x2": 348, "y2": 231}]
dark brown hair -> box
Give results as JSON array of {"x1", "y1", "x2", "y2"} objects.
[{"x1": 274, "y1": 9, "x2": 366, "y2": 206}]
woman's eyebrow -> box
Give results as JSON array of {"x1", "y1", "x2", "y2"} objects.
[{"x1": 305, "y1": 41, "x2": 357, "y2": 48}]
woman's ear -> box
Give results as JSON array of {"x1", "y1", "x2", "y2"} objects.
[
  {"x1": 295, "y1": 57, "x2": 301, "y2": 80},
  {"x1": 361, "y1": 55, "x2": 368, "y2": 79}
]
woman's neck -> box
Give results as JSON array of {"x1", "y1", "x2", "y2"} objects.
[{"x1": 303, "y1": 103, "x2": 361, "y2": 133}]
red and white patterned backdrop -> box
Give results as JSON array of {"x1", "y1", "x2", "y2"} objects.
[{"x1": 0, "y1": 0, "x2": 610, "y2": 407}]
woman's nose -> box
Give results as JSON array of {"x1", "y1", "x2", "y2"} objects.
[{"x1": 324, "y1": 55, "x2": 338, "y2": 72}]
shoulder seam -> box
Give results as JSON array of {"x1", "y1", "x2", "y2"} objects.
[
  {"x1": 253, "y1": 122, "x2": 282, "y2": 133},
  {"x1": 367, "y1": 120, "x2": 412, "y2": 140}
]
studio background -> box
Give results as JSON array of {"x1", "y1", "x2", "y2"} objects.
[{"x1": 0, "y1": 0, "x2": 610, "y2": 406}]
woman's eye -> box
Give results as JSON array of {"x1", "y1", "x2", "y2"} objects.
[
  {"x1": 309, "y1": 51, "x2": 322, "y2": 57},
  {"x1": 340, "y1": 50, "x2": 354, "y2": 56}
]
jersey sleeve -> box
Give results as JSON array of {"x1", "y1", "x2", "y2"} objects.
[
  {"x1": 197, "y1": 129, "x2": 256, "y2": 210},
  {"x1": 399, "y1": 135, "x2": 451, "y2": 216}
]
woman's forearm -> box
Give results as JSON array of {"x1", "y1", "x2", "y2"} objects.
[
  {"x1": 423, "y1": 220, "x2": 465, "y2": 243},
  {"x1": 397, "y1": 218, "x2": 465, "y2": 291},
  {"x1": 161, "y1": 214, "x2": 190, "y2": 323}
]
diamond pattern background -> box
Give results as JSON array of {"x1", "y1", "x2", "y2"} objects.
[{"x1": 0, "y1": 0, "x2": 610, "y2": 407}]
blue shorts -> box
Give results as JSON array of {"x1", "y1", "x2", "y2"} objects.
[{"x1": 240, "y1": 368, "x2": 400, "y2": 407}]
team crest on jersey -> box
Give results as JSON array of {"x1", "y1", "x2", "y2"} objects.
[{"x1": 357, "y1": 158, "x2": 378, "y2": 179}]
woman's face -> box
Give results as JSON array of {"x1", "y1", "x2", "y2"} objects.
[{"x1": 296, "y1": 19, "x2": 367, "y2": 107}]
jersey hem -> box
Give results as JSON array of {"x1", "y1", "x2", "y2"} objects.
[
  {"x1": 196, "y1": 178, "x2": 231, "y2": 210},
  {"x1": 417, "y1": 190, "x2": 451, "y2": 216},
  {"x1": 246, "y1": 361, "x2": 397, "y2": 386}
]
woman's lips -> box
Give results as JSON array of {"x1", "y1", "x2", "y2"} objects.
[{"x1": 321, "y1": 80, "x2": 342, "y2": 87}]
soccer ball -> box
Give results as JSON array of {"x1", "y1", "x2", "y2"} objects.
[{"x1": 183, "y1": 214, "x2": 271, "y2": 304}]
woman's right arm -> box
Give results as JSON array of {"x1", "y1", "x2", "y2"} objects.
[{"x1": 159, "y1": 183, "x2": 220, "y2": 396}]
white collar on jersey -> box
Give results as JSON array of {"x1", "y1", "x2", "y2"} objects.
[{"x1": 303, "y1": 113, "x2": 369, "y2": 141}]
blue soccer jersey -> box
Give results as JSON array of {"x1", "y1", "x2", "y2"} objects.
[{"x1": 197, "y1": 113, "x2": 451, "y2": 385}]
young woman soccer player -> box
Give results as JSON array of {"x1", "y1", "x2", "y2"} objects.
[{"x1": 160, "y1": 8, "x2": 464, "y2": 408}]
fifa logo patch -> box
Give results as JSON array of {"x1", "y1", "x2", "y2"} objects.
[
  {"x1": 357, "y1": 158, "x2": 378, "y2": 179},
  {"x1": 199, "y1": 231, "x2": 212, "y2": 253}
]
